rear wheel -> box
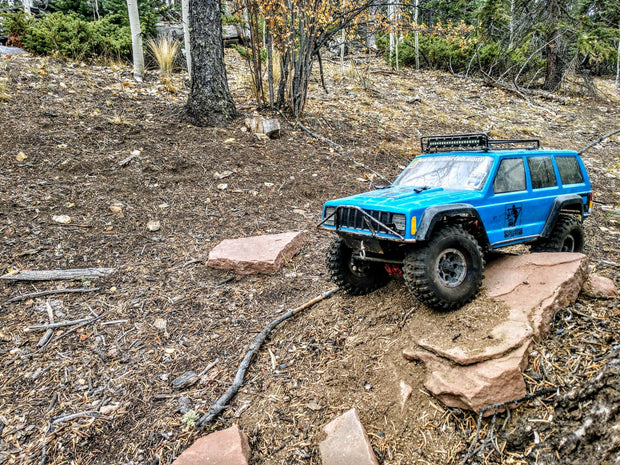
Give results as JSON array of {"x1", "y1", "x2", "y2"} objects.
[
  {"x1": 532, "y1": 214, "x2": 585, "y2": 253},
  {"x1": 403, "y1": 225, "x2": 484, "y2": 310},
  {"x1": 326, "y1": 237, "x2": 390, "y2": 295}
]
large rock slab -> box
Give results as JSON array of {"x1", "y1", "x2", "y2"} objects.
[
  {"x1": 411, "y1": 253, "x2": 587, "y2": 366},
  {"x1": 171, "y1": 424, "x2": 250, "y2": 465},
  {"x1": 319, "y1": 408, "x2": 379, "y2": 465},
  {"x1": 404, "y1": 252, "x2": 588, "y2": 414},
  {"x1": 484, "y1": 253, "x2": 588, "y2": 337},
  {"x1": 208, "y1": 231, "x2": 304, "y2": 274},
  {"x1": 404, "y1": 342, "x2": 531, "y2": 413}
]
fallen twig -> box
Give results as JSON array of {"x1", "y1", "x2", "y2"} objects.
[
  {"x1": 196, "y1": 287, "x2": 339, "y2": 428},
  {"x1": 1, "y1": 268, "x2": 114, "y2": 281},
  {"x1": 50, "y1": 314, "x2": 104, "y2": 343},
  {"x1": 6, "y1": 287, "x2": 100, "y2": 303},
  {"x1": 296, "y1": 121, "x2": 392, "y2": 184},
  {"x1": 579, "y1": 128, "x2": 620, "y2": 155},
  {"x1": 25, "y1": 317, "x2": 97, "y2": 332},
  {"x1": 37, "y1": 301, "x2": 55, "y2": 348}
]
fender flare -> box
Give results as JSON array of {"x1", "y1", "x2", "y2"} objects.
[
  {"x1": 416, "y1": 203, "x2": 488, "y2": 244},
  {"x1": 541, "y1": 194, "x2": 584, "y2": 237}
]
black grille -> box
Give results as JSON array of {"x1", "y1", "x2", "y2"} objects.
[{"x1": 337, "y1": 208, "x2": 394, "y2": 234}]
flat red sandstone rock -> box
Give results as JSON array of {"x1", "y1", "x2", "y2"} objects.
[
  {"x1": 582, "y1": 274, "x2": 618, "y2": 299},
  {"x1": 405, "y1": 343, "x2": 531, "y2": 413},
  {"x1": 319, "y1": 408, "x2": 378, "y2": 465},
  {"x1": 207, "y1": 231, "x2": 304, "y2": 274},
  {"x1": 171, "y1": 424, "x2": 250, "y2": 465},
  {"x1": 404, "y1": 252, "x2": 588, "y2": 413}
]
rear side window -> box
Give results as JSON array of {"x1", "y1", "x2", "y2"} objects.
[
  {"x1": 556, "y1": 156, "x2": 584, "y2": 185},
  {"x1": 528, "y1": 156, "x2": 557, "y2": 189},
  {"x1": 494, "y1": 158, "x2": 526, "y2": 193}
]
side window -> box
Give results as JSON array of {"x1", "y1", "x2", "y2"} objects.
[
  {"x1": 556, "y1": 156, "x2": 584, "y2": 185},
  {"x1": 493, "y1": 158, "x2": 526, "y2": 194},
  {"x1": 528, "y1": 156, "x2": 557, "y2": 189}
]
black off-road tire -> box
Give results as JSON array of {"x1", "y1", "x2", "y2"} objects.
[
  {"x1": 326, "y1": 237, "x2": 390, "y2": 295},
  {"x1": 403, "y1": 225, "x2": 485, "y2": 311},
  {"x1": 531, "y1": 214, "x2": 585, "y2": 253}
]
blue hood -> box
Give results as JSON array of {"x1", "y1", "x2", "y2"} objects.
[{"x1": 325, "y1": 186, "x2": 484, "y2": 212}]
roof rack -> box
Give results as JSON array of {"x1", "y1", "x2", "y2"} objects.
[{"x1": 421, "y1": 133, "x2": 540, "y2": 153}]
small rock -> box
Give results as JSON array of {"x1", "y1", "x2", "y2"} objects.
[
  {"x1": 319, "y1": 408, "x2": 379, "y2": 465},
  {"x1": 208, "y1": 231, "x2": 305, "y2": 275},
  {"x1": 147, "y1": 220, "x2": 161, "y2": 232},
  {"x1": 171, "y1": 425, "x2": 250, "y2": 465},
  {"x1": 214, "y1": 170, "x2": 233, "y2": 180},
  {"x1": 16, "y1": 151, "x2": 28, "y2": 162},
  {"x1": 177, "y1": 396, "x2": 193, "y2": 415},
  {"x1": 399, "y1": 380, "x2": 413, "y2": 411},
  {"x1": 109, "y1": 202, "x2": 125, "y2": 217},
  {"x1": 52, "y1": 215, "x2": 71, "y2": 224},
  {"x1": 100, "y1": 403, "x2": 121, "y2": 415},
  {"x1": 582, "y1": 274, "x2": 618, "y2": 299},
  {"x1": 217, "y1": 183, "x2": 228, "y2": 190}
]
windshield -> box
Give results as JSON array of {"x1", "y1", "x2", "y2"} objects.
[{"x1": 394, "y1": 155, "x2": 493, "y2": 191}]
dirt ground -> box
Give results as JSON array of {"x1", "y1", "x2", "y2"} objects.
[{"x1": 0, "y1": 51, "x2": 619, "y2": 465}]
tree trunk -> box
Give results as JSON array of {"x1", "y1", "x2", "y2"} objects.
[
  {"x1": 616, "y1": 25, "x2": 619, "y2": 90},
  {"x1": 184, "y1": 0, "x2": 237, "y2": 126},
  {"x1": 414, "y1": 0, "x2": 419, "y2": 70},
  {"x1": 181, "y1": 0, "x2": 191, "y2": 75},
  {"x1": 126, "y1": 0, "x2": 144, "y2": 82},
  {"x1": 543, "y1": 0, "x2": 563, "y2": 92}
]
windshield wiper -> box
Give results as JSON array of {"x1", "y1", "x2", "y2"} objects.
[{"x1": 414, "y1": 185, "x2": 432, "y2": 193}]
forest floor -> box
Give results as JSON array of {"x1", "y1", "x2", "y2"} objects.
[{"x1": 0, "y1": 51, "x2": 619, "y2": 465}]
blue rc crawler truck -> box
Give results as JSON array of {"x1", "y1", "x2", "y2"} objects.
[{"x1": 319, "y1": 134, "x2": 592, "y2": 310}]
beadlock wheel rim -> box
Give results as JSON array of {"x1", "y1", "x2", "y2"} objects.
[
  {"x1": 562, "y1": 234, "x2": 576, "y2": 252},
  {"x1": 435, "y1": 248, "x2": 467, "y2": 288}
]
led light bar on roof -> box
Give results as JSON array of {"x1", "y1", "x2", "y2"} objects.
[
  {"x1": 421, "y1": 134, "x2": 488, "y2": 153},
  {"x1": 420, "y1": 133, "x2": 541, "y2": 153}
]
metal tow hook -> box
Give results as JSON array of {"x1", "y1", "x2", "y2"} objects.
[{"x1": 360, "y1": 241, "x2": 366, "y2": 259}]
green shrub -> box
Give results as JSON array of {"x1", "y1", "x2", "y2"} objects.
[
  {"x1": 17, "y1": 12, "x2": 131, "y2": 61},
  {"x1": 1, "y1": 10, "x2": 35, "y2": 45},
  {"x1": 21, "y1": 12, "x2": 95, "y2": 59}
]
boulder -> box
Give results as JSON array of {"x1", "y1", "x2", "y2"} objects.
[
  {"x1": 404, "y1": 252, "x2": 589, "y2": 413},
  {"x1": 405, "y1": 343, "x2": 531, "y2": 414},
  {"x1": 171, "y1": 424, "x2": 250, "y2": 465},
  {"x1": 208, "y1": 231, "x2": 304, "y2": 274},
  {"x1": 0, "y1": 45, "x2": 27, "y2": 56},
  {"x1": 484, "y1": 253, "x2": 588, "y2": 337},
  {"x1": 319, "y1": 408, "x2": 378, "y2": 465}
]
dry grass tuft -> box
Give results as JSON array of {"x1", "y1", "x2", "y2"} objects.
[{"x1": 148, "y1": 37, "x2": 179, "y2": 76}]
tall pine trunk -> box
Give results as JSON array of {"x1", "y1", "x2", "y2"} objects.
[
  {"x1": 184, "y1": 0, "x2": 237, "y2": 126},
  {"x1": 616, "y1": 24, "x2": 620, "y2": 90},
  {"x1": 543, "y1": 0, "x2": 564, "y2": 92}
]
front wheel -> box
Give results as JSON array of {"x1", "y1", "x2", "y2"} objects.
[
  {"x1": 531, "y1": 214, "x2": 585, "y2": 253},
  {"x1": 326, "y1": 238, "x2": 390, "y2": 295},
  {"x1": 403, "y1": 225, "x2": 484, "y2": 311}
]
